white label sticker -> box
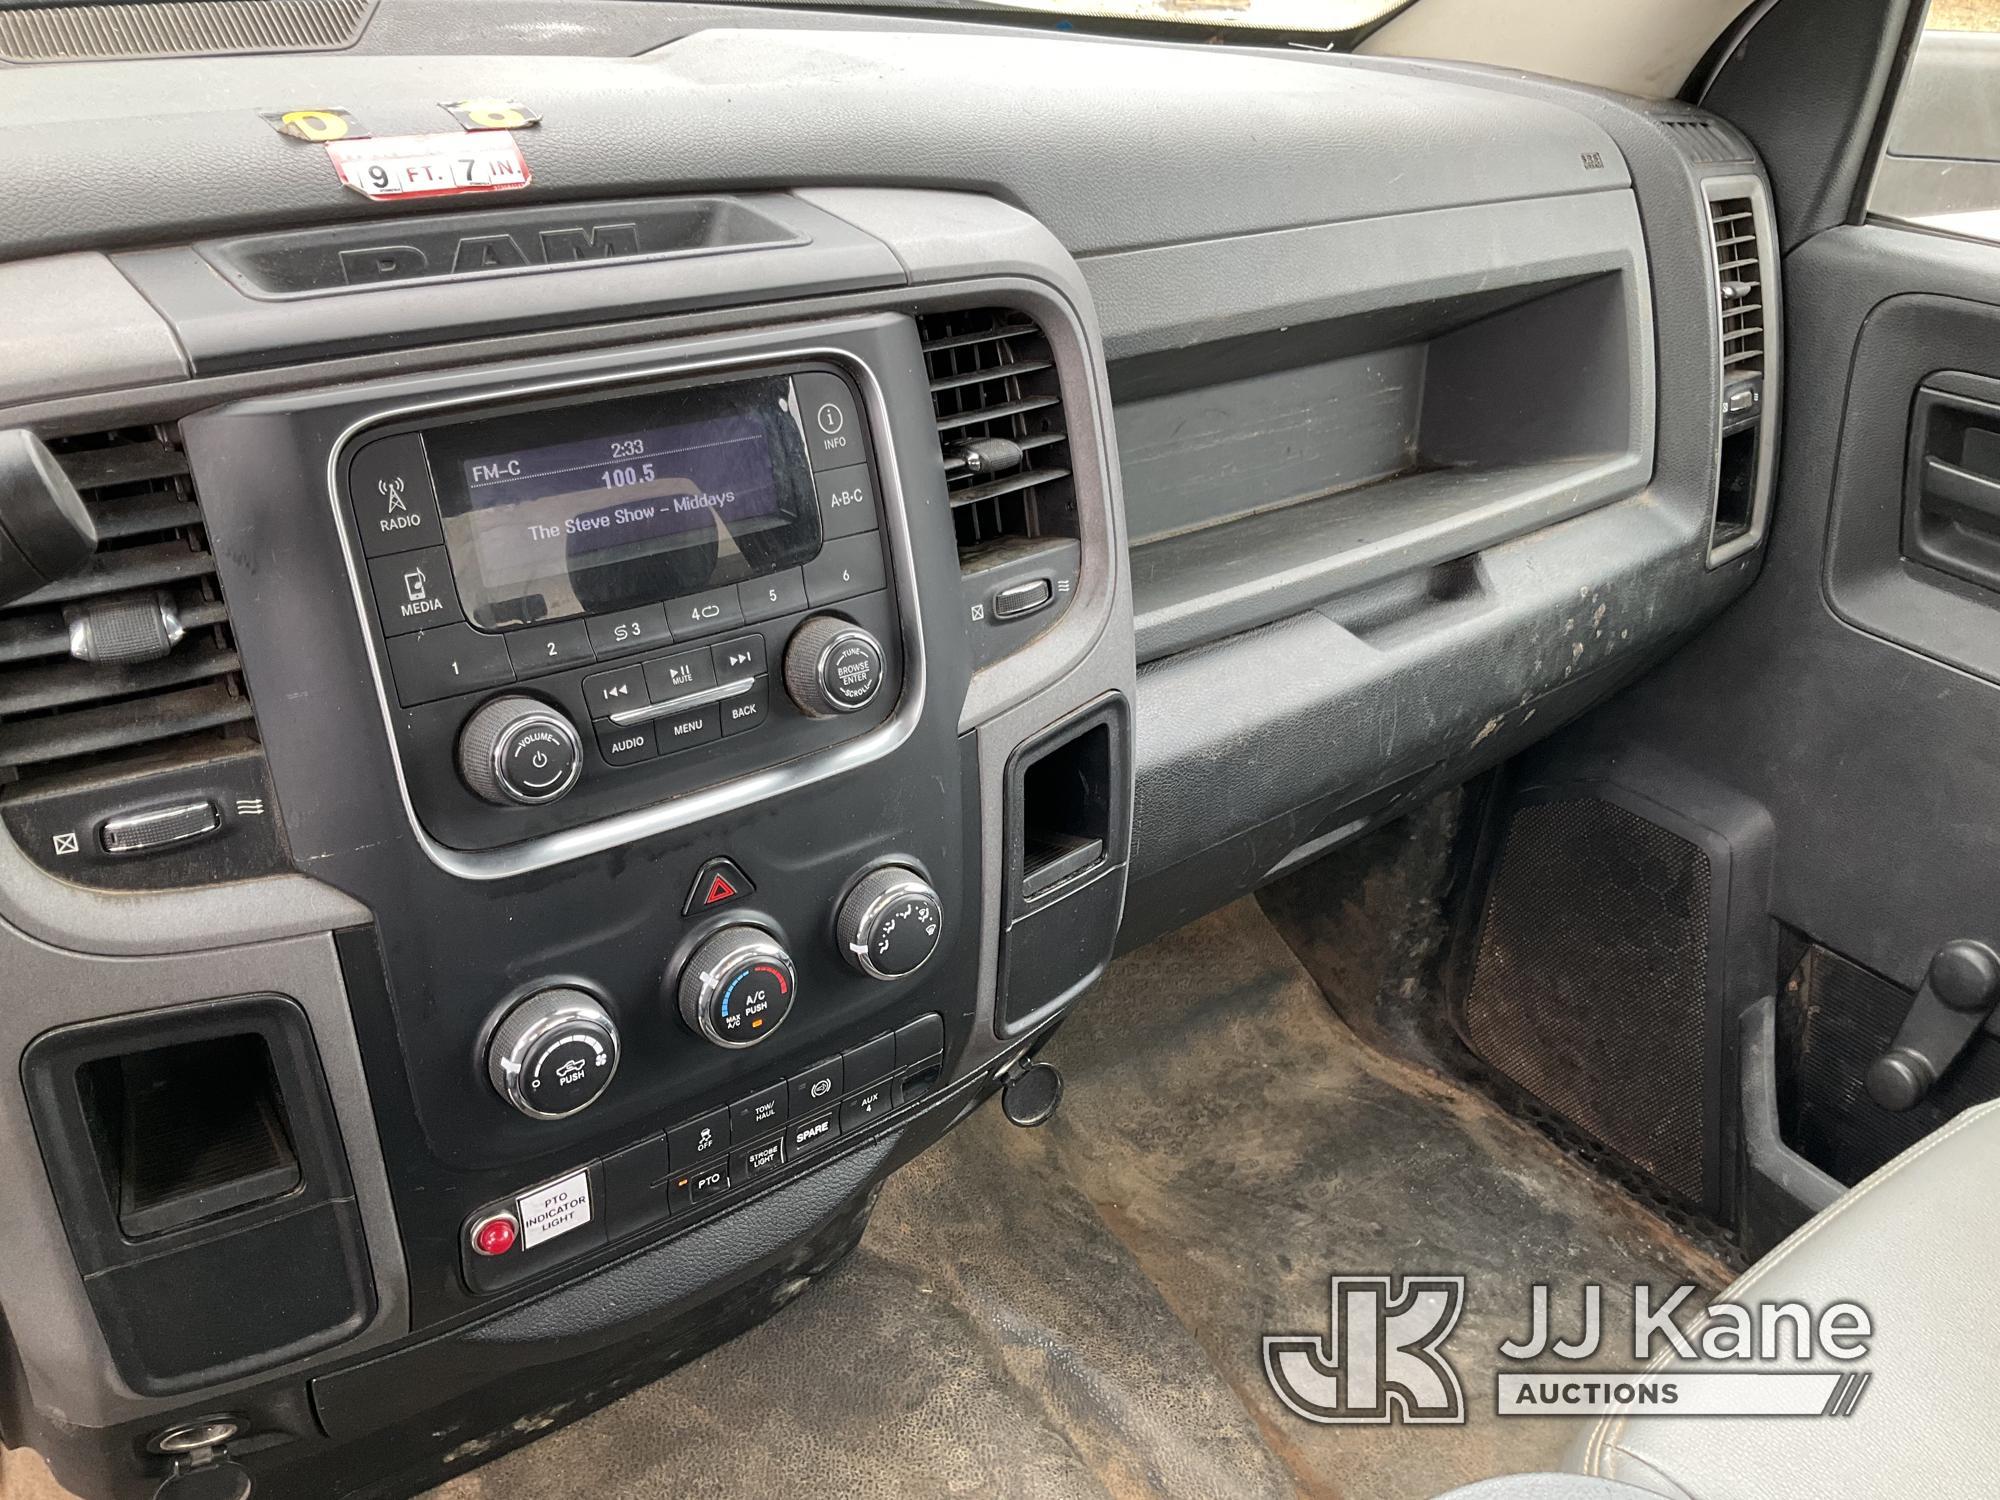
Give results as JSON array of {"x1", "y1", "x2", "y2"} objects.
[
  {"x1": 516, "y1": 1168, "x2": 591, "y2": 1250},
  {"x1": 324, "y1": 130, "x2": 530, "y2": 201}
]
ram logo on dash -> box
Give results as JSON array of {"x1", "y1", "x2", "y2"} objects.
[{"x1": 1264, "y1": 1275, "x2": 1467, "y2": 1425}]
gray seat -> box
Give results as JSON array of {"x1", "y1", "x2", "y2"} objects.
[{"x1": 1563, "y1": 1096, "x2": 2000, "y2": 1498}]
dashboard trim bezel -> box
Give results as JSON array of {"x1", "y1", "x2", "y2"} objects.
[{"x1": 319, "y1": 341, "x2": 930, "y2": 882}]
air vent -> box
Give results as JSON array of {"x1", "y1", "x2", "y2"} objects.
[
  {"x1": 0, "y1": 427, "x2": 257, "y2": 788},
  {"x1": 1702, "y1": 183, "x2": 1778, "y2": 566},
  {"x1": 1708, "y1": 196, "x2": 1766, "y2": 382},
  {"x1": 0, "y1": 0, "x2": 372, "y2": 63},
  {"x1": 1660, "y1": 116, "x2": 1751, "y2": 166},
  {"x1": 917, "y1": 308, "x2": 1082, "y2": 664}
]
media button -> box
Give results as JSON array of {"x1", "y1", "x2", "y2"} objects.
[
  {"x1": 386, "y1": 623, "x2": 513, "y2": 705},
  {"x1": 507, "y1": 620, "x2": 594, "y2": 678},
  {"x1": 656, "y1": 703, "x2": 720, "y2": 753},
  {"x1": 582, "y1": 663, "x2": 646, "y2": 719},
  {"x1": 719, "y1": 681, "x2": 768, "y2": 737},
  {"x1": 740, "y1": 568, "x2": 808, "y2": 624},
  {"x1": 792, "y1": 372, "x2": 864, "y2": 473},
  {"x1": 368, "y1": 546, "x2": 464, "y2": 636},
  {"x1": 595, "y1": 721, "x2": 656, "y2": 767},
  {"x1": 643, "y1": 648, "x2": 716, "y2": 704},
  {"x1": 349, "y1": 434, "x2": 441, "y2": 558},
  {"x1": 586, "y1": 603, "x2": 668, "y2": 659},
  {"x1": 813, "y1": 464, "x2": 880, "y2": 541},
  {"x1": 668, "y1": 586, "x2": 744, "y2": 640}
]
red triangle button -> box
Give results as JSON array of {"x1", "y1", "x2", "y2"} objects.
[{"x1": 682, "y1": 857, "x2": 754, "y2": 917}]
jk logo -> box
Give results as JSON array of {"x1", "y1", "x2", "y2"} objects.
[{"x1": 1264, "y1": 1275, "x2": 1467, "y2": 1425}]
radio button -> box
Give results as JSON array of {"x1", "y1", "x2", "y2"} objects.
[
  {"x1": 507, "y1": 620, "x2": 594, "y2": 678},
  {"x1": 711, "y1": 634, "x2": 766, "y2": 679},
  {"x1": 793, "y1": 372, "x2": 864, "y2": 473},
  {"x1": 668, "y1": 585, "x2": 744, "y2": 640},
  {"x1": 657, "y1": 703, "x2": 720, "y2": 753},
  {"x1": 803, "y1": 534, "x2": 887, "y2": 608},
  {"x1": 582, "y1": 662, "x2": 646, "y2": 719},
  {"x1": 595, "y1": 721, "x2": 656, "y2": 767},
  {"x1": 387, "y1": 623, "x2": 514, "y2": 705},
  {"x1": 586, "y1": 603, "x2": 668, "y2": 659},
  {"x1": 740, "y1": 568, "x2": 808, "y2": 624},
  {"x1": 813, "y1": 463, "x2": 879, "y2": 542},
  {"x1": 644, "y1": 648, "x2": 716, "y2": 704},
  {"x1": 720, "y1": 681, "x2": 769, "y2": 737},
  {"x1": 369, "y1": 546, "x2": 464, "y2": 635},
  {"x1": 349, "y1": 434, "x2": 441, "y2": 558}
]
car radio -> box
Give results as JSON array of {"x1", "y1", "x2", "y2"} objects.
[{"x1": 335, "y1": 359, "x2": 907, "y2": 853}]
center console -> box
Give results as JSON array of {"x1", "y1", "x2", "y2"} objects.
[{"x1": 0, "y1": 187, "x2": 1135, "y2": 1500}]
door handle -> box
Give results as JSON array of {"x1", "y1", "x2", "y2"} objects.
[{"x1": 1904, "y1": 383, "x2": 2000, "y2": 592}]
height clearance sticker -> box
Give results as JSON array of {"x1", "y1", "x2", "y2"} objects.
[{"x1": 324, "y1": 131, "x2": 530, "y2": 201}]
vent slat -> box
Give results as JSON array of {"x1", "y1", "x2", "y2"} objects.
[
  {"x1": 934, "y1": 395, "x2": 1062, "y2": 434},
  {"x1": 1708, "y1": 195, "x2": 1766, "y2": 392},
  {"x1": 929, "y1": 359, "x2": 1055, "y2": 395},
  {"x1": 920, "y1": 323, "x2": 1040, "y2": 356},
  {"x1": 948, "y1": 467, "x2": 1074, "y2": 508},
  {"x1": 1, "y1": 425, "x2": 258, "y2": 787}
]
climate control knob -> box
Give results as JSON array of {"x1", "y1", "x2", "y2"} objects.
[
  {"x1": 487, "y1": 988, "x2": 620, "y2": 1120},
  {"x1": 678, "y1": 925, "x2": 798, "y2": 1048},
  {"x1": 458, "y1": 695, "x2": 583, "y2": 806},
  {"x1": 783, "y1": 615, "x2": 884, "y2": 718},
  {"x1": 837, "y1": 865, "x2": 944, "y2": 981}
]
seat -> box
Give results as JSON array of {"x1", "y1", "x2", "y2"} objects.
[{"x1": 1562, "y1": 1096, "x2": 2000, "y2": 1498}]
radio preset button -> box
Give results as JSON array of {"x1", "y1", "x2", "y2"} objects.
[
  {"x1": 507, "y1": 620, "x2": 594, "y2": 678},
  {"x1": 740, "y1": 568, "x2": 808, "y2": 624},
  {"x1": 669, "y1": 585, "x2": 745, "y2": 640},
  {"x1": 792, "y1": 371, "x2": 864, "y2": 473},
  {"x1": 803, "y1": 534, "x2": 888, "y2": 608},
  {"x1": 582, "y1": 662, "x2": 646, "y2": 719},
  {"x1": 387, "y1": 623, "x2": 514, "y2": 705},
  {"x1": 657, "y1": 703, "x2": 720, "y2": 752},
  {"x1": 813, "y1": 463, "x2": 880, "y2": 542},
  {"x1": 368, "y1": 546, "x2": 464, "y2": 636},
  {"x1": 595, "y1": 721, "x2": 656, "y2": 767},
  {"x1": 644, "y1": 648, "x2": 717, "y2": 703},
  {"x1": 349, "y1": 434, "x2": 442, "y2": 558},
  {"x1": 586, "y1": 603, "x2": 668, "y2": 659},
  {"x1": 720, "y1": 681, "x2": 769, "y2": 737},
  {"x1": 712, "y1": 634, "x2": 766, "y2": 679}
]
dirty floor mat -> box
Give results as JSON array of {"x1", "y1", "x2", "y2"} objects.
[
  {"x1": 422, "y1": 898, "x2": 1725, "y2": 1500},
  {"x1": 0, "y1": 899, "x2": 1725, "y2": 1500}
]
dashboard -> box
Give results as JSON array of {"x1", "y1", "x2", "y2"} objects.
[{"x1": 0, "y1": 7, "x2": 1778, "y2": 1497}]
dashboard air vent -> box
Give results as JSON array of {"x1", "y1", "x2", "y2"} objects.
[
  {"x1": 0, "y1": 426, "x2": 257, "y2": 787},
  {"x1": 0, "y1": 0, "x2": 372, "y2": 63},
  {"x1": 917, "y1": 308, "x2": 1082, "y2": 665},
  {"x1": 1661, "y1": 117, "x2": 1750, "y2": 166},
  {"x1": 1708, "y1": 196, "x2": 1765, "y2": 383}
]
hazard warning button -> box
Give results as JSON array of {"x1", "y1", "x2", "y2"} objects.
[{"x1": 683, "y1": 856, "x2": 755, "y2": 917}]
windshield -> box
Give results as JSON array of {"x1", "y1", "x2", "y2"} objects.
[{"x1": 941, "y1": 0, "x2": 1401, "y2": 30}]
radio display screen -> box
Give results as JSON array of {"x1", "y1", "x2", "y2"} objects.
[{"x1": 426, "y1": 372, "x2": 822, "y2": 631}]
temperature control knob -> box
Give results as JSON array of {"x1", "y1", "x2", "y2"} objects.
[
  {"x1": 458, "y1": 695, "x2": 583, "y2": 806},
  {"x1": 784, "y1": 615, "x2": 884, "y2": 717},
  {"x1": 837, "y1": 865, "x2": 944, "y2": 981},
  {"x1": 678, "y1": 926, "x2": 798, "y2": 1048},
  {"x1": 487, "y1": 988, "x2": 620, "y2": 1120}
]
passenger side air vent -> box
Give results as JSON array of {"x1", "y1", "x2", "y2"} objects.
[
  {"x1": 0, "y1": 426, "x2": 256, "y2": 785},
  {"x1": 916, "y1": 308, "x2": 1082, "y2": 667},
  {"x1": 1659, "y1": 116, "x2": 1751, "y2": 166},
  {"x1": 1702, "y1": 182, "x2": 1778, "y2": 566}
]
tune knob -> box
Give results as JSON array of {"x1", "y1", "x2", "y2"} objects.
[
  {"x1": 487, "y1": 988, "x2": 620, "y2": 1120},
  {"x1": 783, "y1": 615, "x2": 884, "y2": 717},
  {"x1": 677, "y1": 925, "x2": 798, "y2": 1048},
  {"x1": 458, "y1": 695, "x2": 583, "y2": 806},
  {"x1": 837, "y1": 865, "x2": 944, "y2": 981}
]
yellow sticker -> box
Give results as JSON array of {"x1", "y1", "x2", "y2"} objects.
[
  {"x1": 442, "y1": 99, "x2": 541, "y2": 132},
  {"x1": 262, "y1": 107, "x2": 365, "y2": 142}
]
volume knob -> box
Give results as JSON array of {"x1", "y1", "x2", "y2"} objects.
[{"x1": 458, "y1": 695, "x2": 583, "y2": 806}]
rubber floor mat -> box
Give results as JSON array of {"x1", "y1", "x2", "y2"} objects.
[{"x1": 0, "y1": 899, "x2": 1726, "y2": 1500}]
